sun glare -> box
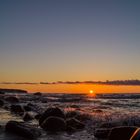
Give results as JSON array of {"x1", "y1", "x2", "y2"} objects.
[
  {"x1": 89, "y1": 90, "x2": 96, "y2": 97},
  {"x1": 89, "y1": 90, "x2": 94, "y2": 94}
]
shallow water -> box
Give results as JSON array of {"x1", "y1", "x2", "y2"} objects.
[{"x1": 0, "y1": 93, "x2": 140, "y2": 140}]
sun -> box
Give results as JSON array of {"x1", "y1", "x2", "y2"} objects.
[
  {"x1": 89, "y1": 90, "x2": 94, "y2": 94},
  {"x1": 88, "y1": 90, "x2": 96, "y2": 97}
]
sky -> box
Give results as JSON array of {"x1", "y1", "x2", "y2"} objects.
[{"x1": 0, "y1": 0, "x2": 140, "y2": 93}]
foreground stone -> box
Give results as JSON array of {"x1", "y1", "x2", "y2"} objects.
[
  {"x1": 10, "y1": 105, "x2": 24, "y2": 115},
  {"x1": 41, "y1": 116, "x2": 66, "y2": 131},
  {"x1": 39, "y1": 107, "x2": 65, "y2": 126},
  {"x1": 5, "y1": 121, "x2": 41, "y2": 139},
  {"x1": 108, "y1": 126, "x2": 138, "y2": 140}
]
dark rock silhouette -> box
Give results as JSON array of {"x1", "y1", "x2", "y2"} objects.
[
  {"x1": 23, "y1": 105, "x2": 32, "y2": 111},
  {"x1": 33, "y1": 92, "x2": 42, "y2": 96},
  {"x1": 5, "y1": 121, "x2": 41, "y2": 139},
  {"x1": 0, "y1": 99, "x2": 4, "y2": 107},
  {"x1": 39, "y1": 107, "x2": 65, "y2": 126},
  {"x1": 41, "y1": 116, "x2": 66, "y2": 131},
  {"x1": 10, "y1": 105, "x2": 24, "y2": 115},
  {"x1": 0, "y1": 91, "x2": 5, "y2": 94},
  {"x1": 0, "y1": 88, "x2": 27, "y2": 93},
  {"x1": 108, "y1": 126, "x2": 138, "y2": 140},
  {"x1": 35, "y1": 114, "x2": 42, "y2": 120}
]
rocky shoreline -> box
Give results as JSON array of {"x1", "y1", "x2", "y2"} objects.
[{"x1": 0, "y1": 93, "x2": 140, "y2": 140}]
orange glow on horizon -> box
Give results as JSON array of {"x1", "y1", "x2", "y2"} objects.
[{"x1": 1, "y1": 84, "x2": 140, "y2": 94}]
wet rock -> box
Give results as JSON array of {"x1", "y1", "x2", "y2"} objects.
[
  {"x1": 5, "y1": 121, "x2": 41, "y2": 139},
  {"x1": 99, "y1": 121, "x2": 122, "y2": 128},
  {"x1": 94, "y1": 128, "x2": 111, "y2": 139},
  {"x1": 130, "y1": 128, "x2": 140, "y2": 140},
  {"x1": 93, "y1": 109, "x2": 103, "y2": 113},
  {"x1": 23, "y1": 105, "x2": 32, "y2": 111},
  {"x1": 35, "y1": 114, "x2": 42, "y2": 120},
  {"x1": 66, "y1": 118, "x2": 85, "y2": 130},
  {"x1": 66, "y1": 111, "x2": 79, "y2": 118},
  {"x1": 108, "y1": 126, "x2": 138, "y2": 140},
  {"x1": 10, "y1": 105, "x2": 24, "y2": 115},
  {"x1": 39, "y1": 107, "x2": 65, "y2": 125},
  {"x1": 0, "y1": 99, "x2": 4, "y2": 107},
  {"x1": 0, "y1": 91, "x2": 5, "y2": 94},
  {"x1": 41, "y1": 116, "x2": 66, "y2": 132},
  {"x1": 33, "y1": 92, "x2": 42, "y2": 96},
  {"x1": 5, "y1": 96, "x2": 19, "y2": 103},
  {"x1": 23, "y1": 113, "x2": 34, "y2": 121}
]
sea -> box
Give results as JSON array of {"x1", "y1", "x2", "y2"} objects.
[{"x1": 0, "y1": 93, "x2": 140, "y2": 140}]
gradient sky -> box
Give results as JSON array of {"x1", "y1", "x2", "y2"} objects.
[{"x1": 0, "y1": 0, "x2": 140, "y2": 93}]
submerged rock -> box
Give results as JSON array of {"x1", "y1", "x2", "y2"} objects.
[
  {"x1": 41, "y1": 116, "x2": 66, "y2": 131},
  {"x1": 33, "y1": 92, "x2": 42, "y2": 96},
  {"x1": 5, "y1": 96, "x2": 19, "y2": 103},
  {"x1": 66, "y1": 118, "x2": 85, "y2": 130},
  {"x1": 108, "y1": 126, "x2": 138, "y2": 140},
  {"x1": 39, "y1": 107, "x2": 65, "y2": 125},
  {"x1": 5, "y1": 121, "x2": 41, "y2": 139}
]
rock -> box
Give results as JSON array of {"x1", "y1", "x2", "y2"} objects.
[
  {"x1": 5, "y1": 121, "x2": 41, "y2": 139},
  {"x1": 23, "y1": 105, "x2": 32, "y2": 111},
  {"x1": 33, "y1": 92, "x2": 42, "y2": 96},
  {"x1": 0, "y1": 99, "x2": 4, "y2": 107},
  {"x1": 23, "y1": 113, "x2": 34, "y2": 121},
  {"x1": 39, "y1": 107, "x2": 65, "y2": 125},
  {"x1": 10, "y1": 105, "x2": 24, "y2": 115},
  {"x1": 35, "y1": 114, "x2": 42, "y2": 120},
  {"x1": 108, "y1": 126, "x2": 138, "y2": 140},
  {"x1": 66, "y1": 111, "x2": 79, "y2": 118},
  {"x1": 5, "y1": 96, "x2": 19, "y2": 103},
  {"x1": 66, "y1": 118, "x2": 85, "y2": 130},
  {"x1": 130, "y1": 128, "x2": 140, "y2": 140},
  {"x1": 99, "y1": 121, "x2": 122, "y2": 128},
  {"x1": 94, "y1": 128, "x2": 111, "y2": 139},
  {"x1": 41, "y1": 116, "x2": 66, "y2": 132},
  {"x1": 93, "y1": 109, "x2": 103, "y2": 113},
  {"x1": 0, "y1": 91, "x2": 5, "y2": 94}
]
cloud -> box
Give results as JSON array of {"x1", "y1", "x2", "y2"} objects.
[
  {"x1": 1, "y1": 80, "x2": 140, "y2": 86},
  {"x1": 0, "y1": 82, "x2": 38, "y2": 85}
]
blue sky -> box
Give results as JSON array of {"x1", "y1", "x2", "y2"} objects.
[{"x1": 0, "y1": 0, "x2": 140, "y2": 82}]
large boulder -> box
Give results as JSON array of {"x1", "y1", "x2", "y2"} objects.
[
  {"x1": 109, "y1": 126, "x2": 138, "y2": 140},
  {"x1": 5, "y1": 121, "x2": 41, "y2": 139},
  {"x1": 41, "y1": 116, "x2": 66, "y2": 131},
  {"x1": 10, "y1": 105, "x2": 24, "y2": 115},
  {"x1": 39, "y1": 107, "x2": 65, "y2": 125},
  {"x1": 5, "y1": 96, "x2": 19, "y2": 103}
]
